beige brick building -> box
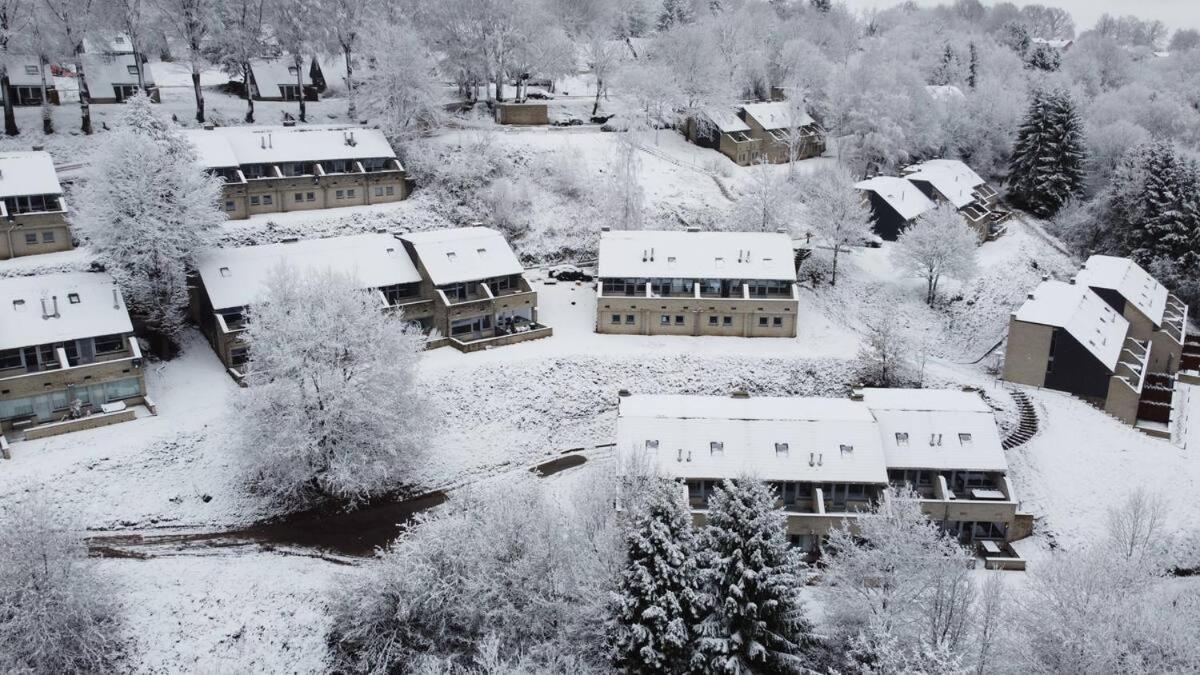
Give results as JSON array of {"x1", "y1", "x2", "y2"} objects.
[
  {"x1": 183, "y1": 126, "x2": 408, "y2": 221},
  {"x1": 596, "y1": 229, "x2": 799, "y2": 338},
  {"x1": 0, "y1": 152, "x2": 71, "y2": 260},
  {"x1": 0, "y1": 273, "x2": 146, "y2": 436}
]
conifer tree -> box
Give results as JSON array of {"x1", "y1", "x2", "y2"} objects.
[
  {"x1": 1110, "y1": 141, "x2": 1200, "y2": 271},
  {"x1": 694, "y1": 479, "x2": 812, "y2": 673},
  {"x1": 658, "y1": 0, "x2": 692, "y2": 31},
  {"x1": 1007, "y1": 89, "x2": 1086, "y2": 217},
  {"x1": 967, "y1": 42, "x2": 978, "y2": 89},
  {"x1": 608, "y1": 480, "x2": 703, "y2": 674}
]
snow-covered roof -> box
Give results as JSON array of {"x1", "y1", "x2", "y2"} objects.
[
  {"x1": 855, "y1": 176, "x2": 935, "y2": 222},
  {"x1": 925, "y1": 85, "x2": 965, "y2": 101},
  {"x1": 616, "y1": 394, "x2": 889, "y2": 484},
  {"x1": 1031, "y1": 37, "x2": 1072, "y2": 49},
  {"x1": 81, "y1": 53, "x2": 156, "y2": 93},
  {"x1": 249, "y1": 57, "x2": 313, "y2": 98},
  {"x1": 182, "y1": 126, "x2": 397, "y2": 169},
  {"x1": 859, "y1": 388, "x2": 1009, "y2": 473},
  {"x1": 1, "y1": 56, "x2": 53, "y2": 87},
  {"x1": 1074, "y1": 255, "x2": 1169, "y2": 327},
  {"x1": 194, "y1": 234, "x2": 421, "y2": 311},
  {"x1": 0, "y1": 272, "x2": 133, "y2": 351},
  {"x1": 902, "y1": 159, "x2": 985, "y2": 209},
  {"x1": 83, "y1": 33, "x2": 135, "y2": 55},
  {"x1": 1014, "y1": 280, "x2": 1129, "y2": 370},
  {"x1": 0, "y1": 152, "x2": 62, "y2": 198},
  {"x1": 400, "y1": 227, "x2": 524, "y2": 286},
  {"x1": 740, "y1": 101, "x2": 815, "y2": 131},
  {"x1": 597, "y1": 230, "x2": 796, "y2": 281},
  {"x1": 698, "y1": 107, "x2": 750, "y2": 134}
]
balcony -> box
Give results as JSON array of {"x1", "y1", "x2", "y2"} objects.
[
  {"x1": 447, "y1": 322, "x2": 552, "y2": 353},
  {"x1": 916, "y1": 475, "x2": 1019, "y2": 524},
  {"x1": 1162, "y1": 294, "x2": 1189, "y2": 345},
  {"x1": 1114, "y1": 337, "x2": 1151, "y2": 393}
]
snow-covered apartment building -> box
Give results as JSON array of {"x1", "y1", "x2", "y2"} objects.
[
  {"x1": 184, "y1": 126, "x2": 408, "y2": 220},
  {"x1": 685, "y1": 101, "x2": 825, "y2": 166},
  {"x1": 0, "y1": 152, "x2": 71, "y2": 260},
  {"x1": 595, "y1": 229, "x2": 799, "y2": 338},
  {"x1": 191, "y1": 228, "x2": 548, "y2": 372},
  {"x1": 0, "y1": 273, "x2": 146, "y2": 438},
  {"x1": 1002, "y1": 255, "x2": 1193, "y2": 431},
  {"x1": 855, "y1": 159, "x2": 1008, "y2": 242},
  {"x1": 616, "y1": 389, "x2": 1029, "y2": 566}
]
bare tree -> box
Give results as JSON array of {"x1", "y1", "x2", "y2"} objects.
[
  {"x1": 735, "y1": 159, "x2": 788, "y2": 232},
  {"x1": 42, "y1": 0, "x2": 98, "y2": 133},
  {"x1": 582, "y1": 30, "x2": 623, "y2": 117},
  {"x1": 103, "y1": 0, "x2": 153, "y2": 93},
  {"x1": 798, "y1": 165, "x2": 873, "y2": 285},
  {"x1": 891, "y1": 203, "x2": 979, "y2": 305},
  {"x1": 357, "y1": 19, "x2": 442, "y2": 141},
  {"x1": 1106, "y1": 487, "x2": 1169, "y2": 564},
  {"x1": 972, "y1": 572, "x2": 1006, "y2": 675},
  {"x1": 322, "y1": 0, "x2": 374, "y2": 121},
  {"x1": 606, "y1": 131, "x2": 645, "y2": 231},
  {"x1": 0, "y1": 0, "x2": 30, "y2": 136},
  {"x1": 270, "y1": 0, "x2": 321, "y2": 122},
  {"x1": 210, "y1": 0, "x2": 267, "y2": 123},
  {"x1": 856, "y1": 314, "x2": 916, "y2": 388},
  {"x1": 154, "y1": 0, "x2": 216, "y2": 122}
]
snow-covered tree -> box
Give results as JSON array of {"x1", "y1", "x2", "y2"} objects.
[
  {"x1": 583, "y1": 30, "x2": 625, "y2": 117},
  {"x1": 1109, "y1": 140, "x2": 1200, "y2": 273},
  {"x1": 269, "y1": 0, "x2": 321, "y2": 122},
  {"x1": 607, "y1": 480, "x2": 703, "y2": 674},
  {"x1": 209, "y1": 0, "x2": 268, "y2": 122},
  {"x1": 798, "y1": 165, "x2": 873, "y2": 285},
  {"x1": 891, "y1": 204, "x2": 979, "y2": 305},
  {"x1": 0, "y1": 494, "x2": 122, "y2": 674},
  {"x1": 658, "y1": 0, "x2": 693, "y2": 31},
  {"x1": 1020, "y1": 4, "x2": 1073, "y2": 39},
  {"x1": 43, "y1": 0, "x2": 99, "y2": 133},
  {"x1": 23, "y1": 8, "x2": 54, "y2": 133},
  {"x1": 1106, "y1": 487, "x2": 1170, "y2": 565},
  {"x1": 1169, "y1": 28, "x2": 1200, "y2": 52},
  {"x1": 1024, "y1": 42, "x2": 1060, "y2": 71},
  {"x1": 606, "y1": 132, "x2": 645, "y2": 231},
  {"x1": 357, "y1": 19, "x2": 441, "y2": 141},
  {"x1": 101, "y1": 0, "x2": 155, "y2": 93},
  {"x1": 240, "y1": 264, "x2": 430, "y2": 508},
  {"x1": 320, "y1": 0, "x2": 374, "y2": 121},
  {"x1": 856, "y1": 315, "x2": 918, "y2": 388},
  {"x1": 0, "y1": 0, "x2": 30, "y2": 136},
  {"x1": 72, "y1": 95, "x2": 223, "y2": 349},
  {"x1": 1007, "y1": 89, "x2": 1086, "y2": 217},
  {"x1": 153, "y1": 0, "x2": 218, "y2": 122},
  {"x1": 693, "y1": 478, "x2": 812, "y2": 673},
  {"x1": 733, "y1": 160, "x2": 788, "y2": 233}
]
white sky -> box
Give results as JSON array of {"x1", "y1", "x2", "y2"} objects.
[{"x1": 839, "y1": 0, "x2": 1200, "y2": 33}]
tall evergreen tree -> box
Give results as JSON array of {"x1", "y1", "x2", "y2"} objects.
[
  {"x1": 694, "y1": 479, "x2": 812, "y2": 674},
  {"x1": 967, "y1": 42, "x2": 978, "y2": 89},
  {"x1": 607, "y1": 481, "x2": 703, "y2": 674},
  {"x1": 658, "y1": 0, "x2": 692, "y2": 31},
  {"x1": 1007, "y1": 89, "x2": 1086, "y2": 217},
  {"x1": 1110, "y1": 141, "x2": 1200, "y2": 271},
  {"x1": 931, "y1": 44, "x2": 956, "y2": 86}
]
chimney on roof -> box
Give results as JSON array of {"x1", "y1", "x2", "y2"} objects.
[
  {"x1": 51, "y1": 295, "x2": 59, "y2": 318},
  {"x1": 817, "y1": 453, "x2": 823, "y2": 466},
  {"x1": 268, "y1": 133, "x2": 273, "y2": 149},
  {"x1": 808, "y1": 452, "x2": 814, "y2": 467},
  {"x1": 112, "y1": 288, "x2": 119, "y2": 309},
  {"x1": 731, "y1": 390, "x2": 750, "y2": 399},
  {"x1": 676, "y1": 448, "x2": 683, "y2": 462},
  {"x1": 1027, "y1": 292, "x2": 1035, "y2": 300},
  {"x1": 260, "y1": 135, "x2": 266, "y2": 150},
  {"x1": 600, "y1": 225, "x2": 610, "y2": 232},
  {"x1": 40, "y1": 296, "x2": 49, "y2": 320},
  {"x1": 642, "y1": 249, "x2": 648, "y2": 262},
  {"x1": 686, "y1": 226, "x2": 701, "y2": 233},
  {"x1": 650, "y1": 247, "x2": 655, "y2": 262},
  {"x1": 1042, "y1": 273, "x2": 1050, "y2": 281}
]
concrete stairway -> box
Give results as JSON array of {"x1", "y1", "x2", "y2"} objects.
[{"x1": 1002, "y1": 389, "x2": 1039, "y2": 450}]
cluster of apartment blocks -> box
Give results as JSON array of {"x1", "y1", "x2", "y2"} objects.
[
  {"x1": 1002, "y1": 255, "x2": 1197, "y2": 434},
  {"x1": 617, "y1": 389, "x2": 1031, "y2": 567}
]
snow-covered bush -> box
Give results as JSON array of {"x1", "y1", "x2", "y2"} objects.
[
  {"x1": 481, "y1": 177, "x2": 533, "y2": 241},
  {"x1": 239, "y1": 265, "x2": 431, "y2": 508},
  {"x1": 71, "y1": 94, "x2": 224, "y2": 352},
  {"x1": 358, "y1": 19, "x2": 443, "y2": 140},
  {"x1": 856, "y1": 315, "x2": 919, "y2": 388},
  {"x1": 0, "y1": 495, "x2": 123, "y2": 673},
  {"x1": 542, "y1": 148, "x2": 590, "y2": 200},
  {"x1": 328, "y1": 476, "x2": 620, "y2": 672}
]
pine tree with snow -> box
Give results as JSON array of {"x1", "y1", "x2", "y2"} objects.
[
  {"x1": 71, "y1": 94, "x2": 224, "y2": 352},
  {"x1": 1024, "y1": 43, "x2": 1060, "y2": 71},
  {"x1": 693, "y1": 478, "x2": 813, "y2": 674},
  {"x1": 658, "y1": 0, "x2": 692, "y2": 31},
  {"x1": 1007, "y1": 89, "x2": 1086, "y2": 217},
  {"x1": 607, "y1": 480, "x2": 703, "y2": 674},
  {"x1": 967, "y1": 42, "x2": 978, "y2": 89},
  {"x1": 1111, "y1": 141, "x2": 1200, "y2": 272}
]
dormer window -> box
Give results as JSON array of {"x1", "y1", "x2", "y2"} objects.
[
  {"x1": 645, "y1": 440, "x2": 658, "y2": 451},
  {"x1": 67, "y1": 293, "x2": 80, "y2": 304},
  {"x1": 714, "y1": 257, "x2": 725, "y2": 269},
  {"x1": 219, "y1": 267, "x2": 231, "y2": 278},
  {"x1": 839, "y1": 444, "x2": 853, "y2": 455},
  {"x1": 895, "y1": 432, "x2": 909, "y2": 447},
  {"x1": 24, "y1": 65, "x2": 37, "y2": 75},
  {"x1": 774, "y1": 442, "x2": 788, "y2": 456},
  {"x1": 126, "y1": 65, "x2": 138, "y2": 75},
  {"x1": 710, "y1": 441, "x2": 723, "y2": 455},
  {"x1": 446, "y1": 252, "x2": 457, "y2": 262},
  {"x1": 12, "y1": 299, "x2": 25, "y2": 309},
  {"x1": 288, "y1": 66, "x2": 298, "y2": 75},
  {"x1": 958, "y1": 433, "x2": 973, "y2": 447}
]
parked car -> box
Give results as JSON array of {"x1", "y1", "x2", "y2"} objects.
[
  {"x1": 548, "y1": 265, "x2": 593, "y2": 282},
  {"x1": 526, "y1": 90, "x2": 554, "y2": 100}
]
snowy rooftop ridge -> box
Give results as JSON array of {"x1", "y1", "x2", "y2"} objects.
[
  {"x1": 0, "y1": 56, "x2": 53, "y2": 87},
  {"x1": 857, "y1": 388, "x2": 1008, "y2": 473},
  {"x1": 0, "y1": 272, "x2": 133, "y2": 351},
  {"x1": 183, "y1": 126, "x2": 397, "y2": 169},
  {"x1": 901, "y1": 159, "x2": 986, "y2": 209},
  {"x1": 1014, "y1": 279, "x2": 1129, "y2": 370},
  {"x1": 740, "y1": 101, "x2": 815, "y2": 130},
  {"x1": 698, "y1": 107, "x2": 751, "y2": 134},
  {"x1": 0, "y1": 151, "x2": 62, "y2": 199},
  {"x1": 400, "y1": 226, "x2": 524, "y2": 286},
  {"x1": 194, "y1": 233, "x2": 422, "y2": 311},
  {"x1": 597, "y1": 230, "x2": 796, "y2": 281},
  {"x1": 854, "y1": 176, "x2": 935, "y2": 222},
  {"x1": 1074, "y1": 255, "x2": 1169, "y2": 327}
]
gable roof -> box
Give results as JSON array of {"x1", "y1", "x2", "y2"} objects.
[
  {"x1": 400, "y1": 227, "x2": 524, "y2": 286},
  {"x1": 82, "y1": 53, "x2": 156, "y2": 93},
  {"x1": 0, "y1": 152, "x2": 62, "y2": 198},
  {"x1": 0, "y1": 273, "x2": 133, "y2": 351},
  {"x1": 1014, "y1": 279, "x2": 1129, "y2": 370},
  {"x1": 1074, "y1": 255, "x2": 1169, "y2": 327},
  {"x1": 194, "y1": 234, "x2": 421, "y2": 311},
  {"x1": 855, "y1": 176, "x2": 935, "y2": 222},
  {"x1": 249, "y1": 57, "x2": 313, "y2": 98},
  {"x1": 597, "y1": 230, "x2": 796, "y2": 281},
  {"x1": 902, "y1": 159, "x2": 985, "y2": 209},
  {"x1": 698, "y1": 107, "x2": 751, "y2": 134},
  {"x1": 183, "y1": 126, "x2": 397, "y2": 169},
  {"x1": 616, "y1": 394, "x2": 889, "y2": 484},
  {"x1": 1, "y1": 56, "x2": 53, "y2": 87},
  {"x1": 859, "y1": 388, "x2": 1009, "y2": 473},
  {"x1": 740, "y1": 101, "x2": 815, "y2": 131}
]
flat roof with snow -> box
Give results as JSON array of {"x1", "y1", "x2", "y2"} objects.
[
  {"x1": 1074, "y1": 255, "x2": 1169, "y2": 327},
  {"x1": 195, "y1": 233, "x2": 421, "y2": 311},
  {"x1": 183, "y1": 126, "x2": 397, "y2": 169},
  {"x1": 902, "y1": 159, "x2": 985, "y2": 209},
  {"x1": 616, "y1": 394, "x2": 889, "y2": 484},
  {"x1": 0, "y1": 272, "x2": 133, "y2": 351},
  {"x1": 1014, "y1": 279, "x2": 1129, "y2": 370},
  {"x1": 740, "y1": 101, "x2": 815, "y2": 131},
  {"x1": 0, "y1": 151, "x2": 62, "y2": 198},
  {"x1": 598, "y1": 230, "x2": 796, "y2": 281},
  {"x1": 855, "y1": 176, "x2": 935, "y2": 222},
  {"x1": 400, "y1": 227, "x2": 524, "y2": 286},
  {"x1": 858, "y1": 388, "x2": 1008, "y2": 473}
]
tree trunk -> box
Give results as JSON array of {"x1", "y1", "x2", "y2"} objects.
[
  {"x1": 1, "y1": 72, "x2": 17, "y2": 136},
  {"x1": 344, "y1": 44, "x2": 355, "y2": 121},
  {"x1": 75, "y1": 52, "x2": 92, "y2": 135},
  {"x1": 133, "y1": 49, "x2": 146, "y2": 93},
  {"x1": 296, "y1": 56, "x2": 306, "y2": 122},
  {"x1": 243, "y1": 62, "x2": 255, "y2": 123},
  {"x1": 592, "y1": 78, "x2": 602, "y2": 117},
  {"x1": 191, "y1": 63, "x2": 204, "y2": 123},
  {"x1": 38, "y1": 56, "x2": 52, "y2": 134},
  {"x1": 831, "y1": 244, "x2": 840, "y2": 286}
]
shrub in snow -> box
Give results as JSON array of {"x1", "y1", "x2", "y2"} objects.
[
  {"x1": 1006, "y1": 89, "x2": 1086, "y2": 217},
  {"x1": 0, "y1": 495, "x2": 123, "y2": 673},
  {"x1": 731, "y1": 160, "x2": 792, "y2": 233},
  {"x1": 856, "y1": 316, "x2": 919, "y2": 388},
  {"x1": 607, "y1": 479, "x2": 703, "y2": 674},
  {"x1": 798, "y1": 165, "x2": 874, "y2": 285},
  {"x1": 891, "y1": 203, "x2": 979, "y2": 306},
  {"x1": 693, "y1": 478, "x2": 813, "y2": 673},
  {"x1": 543, "y1": 148, "x2": 590, "y2": 201},
  {"x1": 239, "y1": 265, "x2": 430, "y2": 508},
  {"x1": 71, "y1": 94, "x2": 224, "y2": 351},
  {"x1": 328, "y1": 477, "x2": 619, "y2": 672}
]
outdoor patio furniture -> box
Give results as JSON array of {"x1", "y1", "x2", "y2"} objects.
[{"x1": 970, "y1": 488, "x2": 1007, "y2": 500}]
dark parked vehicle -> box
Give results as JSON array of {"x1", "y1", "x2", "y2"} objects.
[{"x1": 548, "y1": 265, "x2": 593, "y2": 282}]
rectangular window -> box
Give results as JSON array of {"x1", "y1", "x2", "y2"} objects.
[
  {"x1": 775, "y1": 442, "x2": 789, "y2": 456},
  {"x1": 722, "y1": 316, "x2": 733, "y2": 326},
  {"x1": 67, "y1": 293, "x2": 79, "y2": 304},
  {"x1": 346, "y1": 189, "x2": 356, "y2": 198},
  {"x1": 262, "y1": 195, "x2": 273, "y2": 205},
  {"x1": 306, "y1": 192, "x2": 315, "y2": 202},
  {"x1": 249, "y1": 196, "x2": 260, "y2": 206},
  {"x1": 625, "y1": 314, "x2": 635, "y2": 325},
  {"x1": 674, "y1": 315, "x2": 684, "y2": 325},
  {"x1": 773, "y1": 316, "x2": 783, "y2": 327},
  {"x1": 758, "y1": 316, "x2": 769, "y2": 327},
  {"x1": 660, "y1": 314, "x2": 670, "y2": 326},
  {"x1": 385, "y1": 186, "x2": 395, "y2": 195},
  {"x1": 710, "y1": 441, "x2": 724, "y2": 455},
  {"x1": 375, "y1": 187, "x2": 384, "y2": 196},
  {"x1": 958, "y1": 433, "x2": 973, "y2": 446},
  {"x1": 0, "y1": 349, "x2": 22, "y2": 369},
  {"x1": 225, "y1": 201, "x2": 235, "y2": 212},
  {"x1": 336, "y1": 190, "x2": 344, "y2": 199},
  {"x1": 93, "y1": 334, "x2": 125, "y2": 354},
  {"x1": 24, "y1": 65, "x2": 37, "y2": 75},
  {"x1": 610, "y1": 314, "x2": 621, "y2": 324},
  {"x1": 126, "y1": 64, "x2": 138, "y2": 75},
  {"x1": 708, "y1": 316, "x2": 718, "y2": 326},
  {"x1": 24, "y1": 233, "x2": 36, "y2": 245},
  {"x1": 895, "y1": 432, "x2": 909, "y2": 447},
  {"x1": 295, "y1": 192, "x2": 304, "y2": 202}
]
